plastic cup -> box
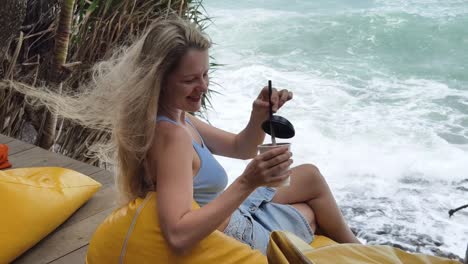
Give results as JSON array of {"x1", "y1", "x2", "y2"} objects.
[{"x1": 257, "y1": 142, "x2": 291, "y2": 188}]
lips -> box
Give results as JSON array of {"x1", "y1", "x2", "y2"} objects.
[
  {"x1": 188, "y1": 95, "x2": 202, "y2": 102},
  {"x1": 188, "y1": 96, "x2": 201, "y2": 102}
]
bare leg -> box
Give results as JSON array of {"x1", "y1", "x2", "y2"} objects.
[
  {"x1": 289, "y1": 202, "x2": 317, "y2": 233},
  {"x1": 272, "y1": 164, "x2": 360, "y2": 243}
]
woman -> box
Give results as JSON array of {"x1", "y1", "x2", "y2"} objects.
[
  {"x1": 34, "y1": 15, "x2": 359, "y2": 255},
  {"x1": 139, "y1": 17, "x2": 361, "y2": 255}
]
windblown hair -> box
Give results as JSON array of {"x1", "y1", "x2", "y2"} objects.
[{"x1": 7, "y1": 16, "x2": 211, "y2": 204}]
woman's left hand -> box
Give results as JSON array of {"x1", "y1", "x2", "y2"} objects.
[{"x1": 252, "y1": 86, "x2": 293, "y2": 115}]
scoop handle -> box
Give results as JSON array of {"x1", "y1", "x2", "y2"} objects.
[{"x1": 268, "y1": 80, "x2": 276, "y2": 145}]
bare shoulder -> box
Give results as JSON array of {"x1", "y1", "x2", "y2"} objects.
[
  {"x1": 153, "y1": 121, "x2": 192, "y2": 152},
  {"x1": 185, "y1": 113, "x2": 219, "y2": 133}
]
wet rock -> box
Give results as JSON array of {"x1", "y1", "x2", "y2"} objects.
[
  {"x1": 379, "y1": 241, "x2": 406, "y2": 251},
  {"x1": 347, "y1": 212, "x2": 464, "y2": 262},
  {"x1": 429, "y1": 247, "x2": 464, "y2": 263},
  {"x1": 455, "y1": 179, "x2": 468, "y2": 185},
  {"x1": 465, "y1": 243, "x2": 467, "y2": 264},
  {"x1": 399, "y1": 176, "x2": 431, "y2": 186}
]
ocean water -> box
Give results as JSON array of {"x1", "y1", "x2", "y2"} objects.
[{"x1": 202, "y1": 0, "x2": 468, "y2": 259}]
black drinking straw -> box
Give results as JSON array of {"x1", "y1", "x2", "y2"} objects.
[{"x1": 268, "y1": 80, "x2": 277, "y2": 145}]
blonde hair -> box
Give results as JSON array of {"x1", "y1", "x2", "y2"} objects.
[{"x1": 8, "y1": 16, "x2": 211, "y2": 204}]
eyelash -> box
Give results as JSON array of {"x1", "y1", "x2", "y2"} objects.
[{"x1": 184, "y1": 74, "x2": 208, "y2": 83}]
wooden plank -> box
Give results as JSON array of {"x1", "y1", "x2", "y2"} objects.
[
  {"x1": 3, "y1": 139, "x2": 36, "y2": 155},
  {"x1": 13, "y1": 208, "x2": 114, "y2": 264},
  {"x1": 3, "y1": 135, "x2": 116, "y2": 263},
  {"x1": 66, "y1": 161, "x2": 103, "y2": 177},
  {"x1": 9, "y1": 147, "x2": 102, "y2": 176},
  {"x1": 58, "y1": 169, "x2": 115, "y2": 231},
  {"x1": 0, "y1": 134, "x2": 15, "y2": 144},
  {"x1": 87, "y1": 169, "x2": 114, "y2": 187},
  {"x1": 61, "y1": 186, "x2": 116, "y2": 228},
  {"x1": 48, "y1": 246, "x2": 88, "y2": 264}
]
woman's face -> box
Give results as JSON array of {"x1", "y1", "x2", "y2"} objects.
[{"x1": 162, "y1": 48, "x2": 209, "y2": 113}]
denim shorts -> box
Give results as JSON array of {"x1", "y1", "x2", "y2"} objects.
[{"x1": 223, "y1": 187, "x2": 314, "y2": 254}]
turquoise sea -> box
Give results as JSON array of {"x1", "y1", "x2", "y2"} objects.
[{"x1": 203, "y1": 0, "x2": 468, "y2": 258}]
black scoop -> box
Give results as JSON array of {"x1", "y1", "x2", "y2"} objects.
[
  {"x1": 262, "y1": 116, "x2": 295, "y2": 139},
  {"x1": 261, "y1": 80, "x2": 295, "y2": 139}
]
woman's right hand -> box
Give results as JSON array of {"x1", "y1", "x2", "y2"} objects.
[{"x1": 240, "y1": 146, "x2": 293, "y2": 188}]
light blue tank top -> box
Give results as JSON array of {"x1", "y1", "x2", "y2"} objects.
[{"x1": 156, "y1": 115, "x2": 228, "y2": 207}]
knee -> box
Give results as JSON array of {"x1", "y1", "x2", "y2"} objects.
[
  {"x1": 301, "y1": 163, "x2": 320, "y2": 174},
  {"x1": 299, "y1": 164, "x2": 325, "y2": 184}
]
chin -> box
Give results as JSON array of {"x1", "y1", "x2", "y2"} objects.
[
  {"x1": 185, "y1": 105, "x2": 201, "y2": 113},
  {"x1": 191, "y1": 106, "x2": 202, "y2": 112}
]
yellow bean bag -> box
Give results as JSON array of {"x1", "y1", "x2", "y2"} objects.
[
  {"x1": 86, "y1": 192, "x2": 267, "y2": 263},
  {"x1": 267, "y1": 230, "x2": 460, "y2": 264},
  {"x1": 0, "y1": 167, "x2": 101, "y2": 263},
  {"x1": 88, "y1": 191, "x2": 460, "y2": 264}
]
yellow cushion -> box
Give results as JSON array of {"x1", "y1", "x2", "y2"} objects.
[
  {"x1": 91, "y1": 191, "x2": 452, "y2": 264},
  {"x1": 0, "y1": 167, "x2": 102, "y2": 263},
  {"x1": 86, "y1": 192, "x2": 267, "y2": 264},
  {"x1": 309, "y1": 235, "x2": 338, "y2": 249},
  {"x1": 267, "y1": 231, "x2": 460, "y2": 264}
]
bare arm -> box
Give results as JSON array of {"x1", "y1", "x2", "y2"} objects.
[
  {"x1": 151, "y1": 122, "x2": 292, "y2": 255},
  {"x1": 187, "y1": 87, "x2": 292, "y2": 160},
  {"x1": 233, "y1": 110, "x2": 267, "y2": 158},
  {"x1": 187, "y1": 111, "x2": 267, "y2": 160}
]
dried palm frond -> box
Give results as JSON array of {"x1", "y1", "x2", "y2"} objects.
[{"x1": 0, "y1": 0, "x2": 216, "y2": 167}]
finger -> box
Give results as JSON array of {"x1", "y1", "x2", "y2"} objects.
[
  {"x1": 258, "y1": 86, "x2": 280, "y2": 105},
  {"x1": 266, "y1": 169, "x2": 291, "y2": 183},
  {"x1": 263, "y1": 158, "x2": 293, "y2": 178},
  {"x1": 263, "y1": 151, "x2": 292, "y2": 169},
  {"x1": 253, "y1": 99, "x2": 269, "y2": 108},
  {"x1": 258, "y1": 86, "x2": 269, "y2": 99},
  {"x1": 271, "y1": 88, "x2": 279, "y2": 111},
  {"x1": 278, "y1": 89, "x2": 289, "y2": 108},
  {"x1": 258, "y1": 146, "x2": 289, "y2": 161}
]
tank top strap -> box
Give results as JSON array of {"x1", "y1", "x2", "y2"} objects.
[
  {"x1": 156, "y1": 115, "x2": 205, "y2": 148},
  {"x1": 185, "y1": 117, "x2": 206, "y2": 148}
]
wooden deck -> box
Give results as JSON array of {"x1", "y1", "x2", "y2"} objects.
[{"x1": 0, "y1": 134, "x2": 115, "y2": 264}]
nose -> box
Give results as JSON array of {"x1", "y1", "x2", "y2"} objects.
[{"x1": 200, "y1": 77, "x2": 208, "y2": 92}]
